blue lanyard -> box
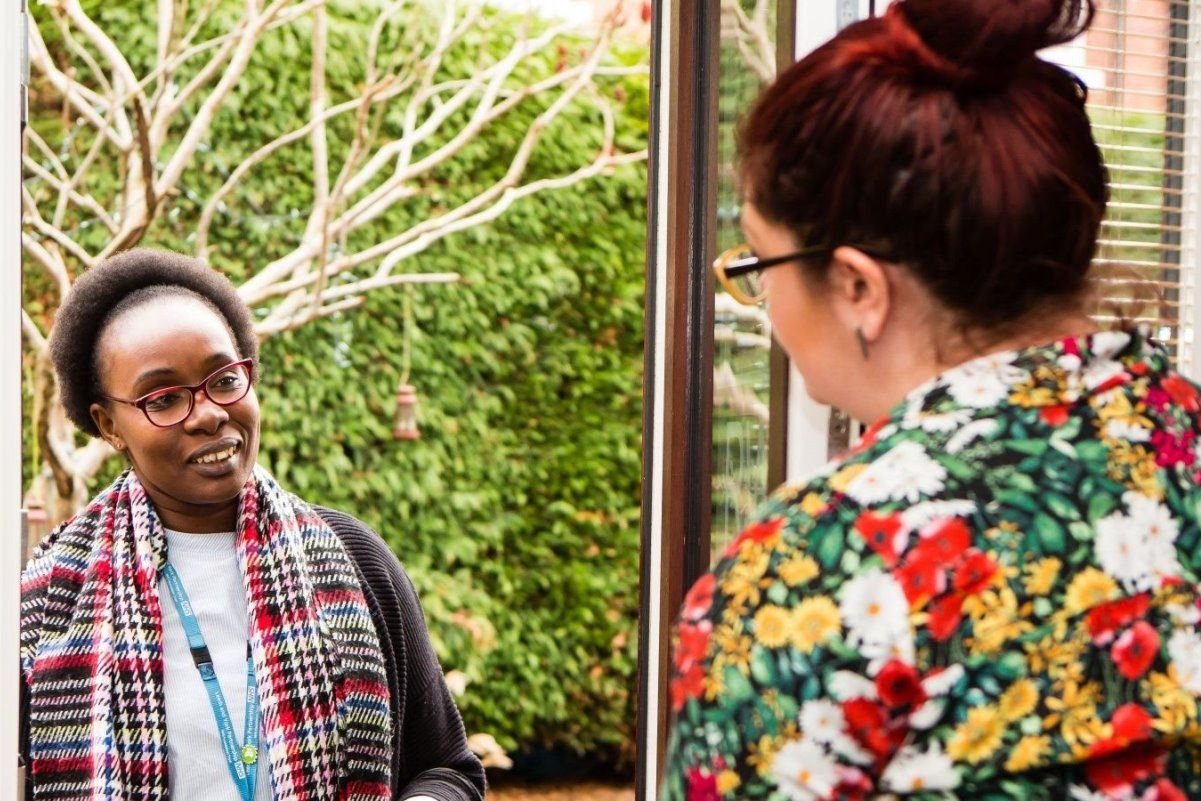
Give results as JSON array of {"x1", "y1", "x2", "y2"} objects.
[{"x1": 162, "y1": 563, "x2": 260, "y2": 801}]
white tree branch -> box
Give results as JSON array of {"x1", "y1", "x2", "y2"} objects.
[
  {"x1": 22, "y1": 310, "x2": 49, "y2": 356},
  {"x1": 28, "y1": 22, "x2": 130, "y2": 150}
]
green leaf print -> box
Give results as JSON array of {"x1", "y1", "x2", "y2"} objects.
[
  {"x1": 812, "y1": 525, "x2": 845, "y2": 569},
  {"x1": 1087, "y1": 492, "x2": 1118, "y2": 522},
  {"x1": 1033, "y1": 512, "x2": 1067, "y2": 554},
  {"x1": 1008, "y1": 439, "x2": 1049, "y2": 456},
  {"x1": 1043, "y1": 492, "x2": 1082, "y2": 521}
]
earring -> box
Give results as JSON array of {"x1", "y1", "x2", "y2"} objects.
[{"x1": 856, "y1": 327, "x2": 870, "y2": 360}]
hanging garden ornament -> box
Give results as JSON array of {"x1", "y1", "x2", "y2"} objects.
[
  {"x1": 392, "y1": 382, "x2": 420, "y2": 441},
  {"x1": 392, "y1": 284, "x2": 420, "y2": 441}
]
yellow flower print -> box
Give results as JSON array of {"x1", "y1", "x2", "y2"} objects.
[
  {"x1": 998, "y1": 679, "x2": 1040, "y2": 722},
  {"x1": 789, "y1": 596, "x2": 841, "y2": 653},
  {"x1": 828, "y1": 463, "x2": 867, "y2": 493},
  {"x1": 1044, "y1": 680, "x2": 1107, "y2": 749},
  {"x1": 800, "y1": 492, "x2": 827, "y2": 518},
  {"x1": 722, "y1": 550, "x2": 771, "y2": 614},
  {"x1": 1105, "y1": 441, "x2": 1163, "y2": 499},
  {"x1": 716, "y1": 770, "x2": 740, "y2": 796},
  {"x1": 745, "y1": 725, "x2": 797, "y2": 776},
  {"x1": 703, "y1": 666, "x2": 725, "y2": 702},
  {"x1": 1024, "y1": 629, "x2": 1084, "y2": 676},
  {"x1": 1024, "y1": 558, "x2": 1062, "y2": 597},
  {"x1": 753, "y1": 605, "x2": 792, "y2": 649},
  {"x1": 1145, "y1": 668, "x2": 1199, "y2": 733},
  {"x1": 778, "y1": 554, "x2": 820, "y2": 587},
  {"x1": 948, "y1": 705, "x2": 1005, "y2": 764},
  {"x1": 1011, "y1": 386, "x2": 1060, "y2": 408},
  {"x1": 964, "y1": 586, "x2": 1032, "y2": 656},
  {"x1": 1129, "y1": 448, "x2": 1163, "y2": 498},
  {"x1": 711, "y1": 626, "x2": 753, "y2": 676},
  {"x1": 1004, "y1": 735, "x2": 1051, "y2": 772},
  {"x1": 1063, "y1": 568, "x2": 1120, "y2": 615},
  {"x1": 1093, "y1": 391, "x2": 1143, "y2": 424}
]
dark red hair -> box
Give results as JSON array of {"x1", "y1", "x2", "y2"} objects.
[{"x1": 740, "y1": 0, "x2": 1107, "y2": 329}]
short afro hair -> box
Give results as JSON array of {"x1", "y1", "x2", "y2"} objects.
[{"x1": 48, "y1": 248, "x2": 258, "y2": 437}]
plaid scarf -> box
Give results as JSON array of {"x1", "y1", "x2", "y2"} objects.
[{"x1": 20, "y1": 467, "x2": 393, "y2": 801}]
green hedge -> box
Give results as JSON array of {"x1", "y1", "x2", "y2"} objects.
[{"x1": 26, "y1": 0, "x2": 647, "y2": 765}]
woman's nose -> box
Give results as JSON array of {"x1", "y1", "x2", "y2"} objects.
[{"x1": 182, "y1": 388, "x2": 229, "y2": 433}]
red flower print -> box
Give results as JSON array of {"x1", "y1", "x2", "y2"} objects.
[
  {"x1": 723, "y1": 517, "x2": 785, "y2": 558},
  {"x1": 874, "y1": 659, "x2": 927, "y2": 709},
  {"x1": 1151, "y1": 428, "x2": 1196, "y2": 468},
  {"x1": 1085, "y1": 594, "x2": 1150, "y2": 645},
  {"x1": 1162, "y1": 375, "x2": 1200, "y2": 412},
  {"x1": 842, "y1": 698, "x2": 905, "y2": 764},
  {"x1": 951, "y1": 549, "x2": 998, "y2": 595},
  {"x1": 913, "y1": 518, "x2": 971, "y2": 565},
  {"x1": 1111, "y1": 704, "x2": 1154, "y2": 744},
  {"x1": 854, "y1": 510, "x2": 905, "y2": 567},
  {"x1": 675, "y1": 621, "x2": 712, "y2": 669},
  {"x1": 1145, "y1": 386, "x2": 1171, "y2": 411},
  {"x1": 896, "y1": 556, "x2": 943, "y2": 605},
  {"x1": 1095, "y1": 372, "x2": 1133, "y2": 394},
  {"x1": 681, "y1": 574, "x2": 716, "y2": 622},
  {"x1": 685, "y1": 766, "x2": 719, "y2": 801},
  {"x1": 1040, "y1": 404, "x2": 1071, "y2": 427},
  {"x1": 855, "y1": 418, "x2": 889, "y2": 451},
  {"x1": 1147, "y1": 778, "x2": 1187, "y2": 801},
  {"x1": 927, "y1": 592, "x2": 964, "y2": 641},
  {"x1": 670, "y1": 663, "x2": 706, "y2": 712},
  {"x1": 833, "y1": 766, "x2": 874, "y2": 800},
  {"x1": 1111, "y1": 621, "x2": 1160, "y2": 681},
  {"x1": 1083, "y1": 743, "x2": 1165, "y2": 795}
]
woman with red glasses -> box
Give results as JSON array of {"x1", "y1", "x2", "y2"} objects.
[
  {"x1": 19, "y1": 249, "x2": 484, "y2": 801},
  {"x1": 665, "y1": 1, "x2": 1201, "y2": 799}
]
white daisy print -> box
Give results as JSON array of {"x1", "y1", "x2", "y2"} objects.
[
  {"x1": 880, "y1": 743, "x2": 960, "y2": 793},
  {"x1": 844, "y1": 441, "x2": 947, "y2": 505},
  {"x1": 1168, "y1": 629, "x2": 1201, "y2": 695},
  {"x1": 840, "y1": 569, "x2": 910, "y2": 644},
  {"x1": 946, "y1": 419, "x2": 999, "y2": 453},
  {"x1": 770, "y1": 737, "x2": 839, "y2": 801},
  {"x1": 798, "y1": 700, "x2": 845, "y2": 746},
  {"x1": 827, "y1": 670, "x2": 878, "y2": 702}
]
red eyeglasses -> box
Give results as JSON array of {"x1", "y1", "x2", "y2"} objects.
[{"x1": 102, "y1": 359, "x2": 255, "y2": 428}]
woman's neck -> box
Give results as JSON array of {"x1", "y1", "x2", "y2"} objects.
[{"x1": 857, "y1": 308, "x2": 1100, "y2": 424}]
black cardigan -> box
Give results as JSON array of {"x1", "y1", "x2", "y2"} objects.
[
  {"x1": 19, "y1": 508, "x2": 486, "y2": 801},
  {"x1": 317, "y1": 507, "x2": 486, "y2": 801}
]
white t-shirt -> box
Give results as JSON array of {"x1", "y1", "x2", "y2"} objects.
[{"x1": 160, "y1": 528, "x2": 272, "y2": 801}]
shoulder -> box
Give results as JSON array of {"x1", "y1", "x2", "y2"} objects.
[{"x1": 312, "y1": 506, "x2": 417, "y2": 598}]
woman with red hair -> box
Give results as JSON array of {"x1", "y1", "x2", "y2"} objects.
[{"x1": 663, "y1": 1, "x2": 1201, "y2": 798}]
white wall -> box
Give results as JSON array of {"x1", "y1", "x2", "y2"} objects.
[{"x1": 2, "y1": 1, "x2": 25, "y2": 796}]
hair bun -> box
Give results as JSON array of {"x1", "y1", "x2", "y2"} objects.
[{"x1": 894, "y1": 0, "x2": 1094, "y2": 81}]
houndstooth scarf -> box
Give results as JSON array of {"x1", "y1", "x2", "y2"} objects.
[{"x1": 20, "y1": 466, "x2": 393, "y2": 801}]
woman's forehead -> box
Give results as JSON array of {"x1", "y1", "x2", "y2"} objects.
[{"x1": 96, "y1": 295, "x2": 238, "y2": 375}]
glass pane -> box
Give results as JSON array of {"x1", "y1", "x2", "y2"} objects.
[{"x1": 710, "y1": 0, "x2": 778, "y2": 561}]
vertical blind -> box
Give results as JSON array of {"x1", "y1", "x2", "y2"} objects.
[{"x1": 1047, "y1": 0, "x2": 1197, "y2": 357}]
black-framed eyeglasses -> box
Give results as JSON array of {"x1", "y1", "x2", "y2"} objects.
[
  {"x1": 712, "y1": 243, "x2": 826, "y2": 305},
  {"x1": 102, "y1": 359, "x2": 255, "y2": 428}
]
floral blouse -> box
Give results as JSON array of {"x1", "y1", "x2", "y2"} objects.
[{"x1": 663, "y1": 329, "x2": 1201, "y2": 801}]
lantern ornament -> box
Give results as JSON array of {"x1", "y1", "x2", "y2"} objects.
[
  {"x1": 393, "y1": 382, "x2": 420, "y2": 441},
  {"x1": 393, "y1": 284, "x2": 421, "y2": 441}
]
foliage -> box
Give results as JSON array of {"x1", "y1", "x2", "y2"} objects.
[{"x1": 24, "y1": 0, "x2": 649, "y2": 764}]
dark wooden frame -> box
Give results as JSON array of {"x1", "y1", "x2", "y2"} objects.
[
  {"x1": 636, "y1": 2, "x2": 806, "y2": 797},
  {"x1": 635, "y1": 1, "x2": 721, "y2": 797},
  {"x1": 765, "y1": 3, "x2": 796, "y2": 490}
]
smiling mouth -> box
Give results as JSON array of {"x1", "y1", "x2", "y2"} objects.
[{"x1": 191, "y1": 443, "x2": 241, "y2": 465}]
